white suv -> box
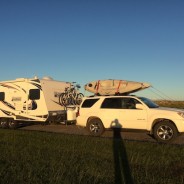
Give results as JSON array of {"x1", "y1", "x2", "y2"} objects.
[{"x1": 76, "y1": 95, "x2": 184, "y2": 143}]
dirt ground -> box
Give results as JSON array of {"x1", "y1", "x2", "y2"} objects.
[{"x1": 19, "y1": 123, "x2": 184, "y2": 145}]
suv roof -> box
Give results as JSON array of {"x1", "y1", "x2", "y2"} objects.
[
  {"x1": 84, "y1": 94, "x2": 137, "y2": 98},
  {"x1": 80, "y1": 95, "x2": 140, "y2": 103},
  {"x1": 80, "y1": 95, "x2": 139, "y2": 108}
]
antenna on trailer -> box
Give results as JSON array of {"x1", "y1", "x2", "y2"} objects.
[{"x1": 42, "y1": 76, "x2": 54, "y2": 80}]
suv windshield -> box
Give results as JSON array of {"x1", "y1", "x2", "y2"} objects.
[{"x1": 138, "y1": 97, "x2": 159, "y2": 108}]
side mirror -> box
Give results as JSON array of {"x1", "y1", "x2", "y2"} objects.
[{"x1": 136, "y1": 104, "x2": 145, "y2": 110}]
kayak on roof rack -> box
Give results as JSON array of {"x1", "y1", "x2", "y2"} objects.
[{"x1": 84, "y1": 79, "x2": 151, "y2": 95}]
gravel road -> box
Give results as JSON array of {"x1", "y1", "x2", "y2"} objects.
[{"x1": 19, "y1": 123, "x2": 184, "y2": 145}]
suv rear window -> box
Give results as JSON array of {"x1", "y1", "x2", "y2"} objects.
[
  {"x1": 101, "y1": 98, "x2": 122, "y2": 109},
  {"x1": 81, "y1": 98, "x2": 99, "y2": 108}
]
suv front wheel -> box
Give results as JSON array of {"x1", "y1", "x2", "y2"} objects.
[
  {"x1": 153, "y1": 120, "x2": 178, "y2": 143},
  {"x1": 87, "y1": 118, "x2": 105, "y2": 136}
]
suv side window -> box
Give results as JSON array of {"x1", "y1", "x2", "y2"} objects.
[
  {"x1": 101, "y1": 97, "x2": 140, "y2": 109},
  {"x1": 121, "y1": 98, "x2": 140, "y2": 109},
  {"x1": 81, "y1": 98, "x2": 99, "y2": 108},
  {"x1": 101, "y1": 98, "x2": 122, "y2": 109}
]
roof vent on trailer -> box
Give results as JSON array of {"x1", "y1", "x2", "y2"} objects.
[{"x1": 42, "y1": 76, "x2": 54, "y2": 80}]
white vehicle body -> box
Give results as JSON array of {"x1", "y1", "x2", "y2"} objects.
[
  {"x1": 77, "y1": 95, "x2": 184, "y2": 142},
  {"x1": 0, "y1": 77, "x2": 71, "y2": 126}
]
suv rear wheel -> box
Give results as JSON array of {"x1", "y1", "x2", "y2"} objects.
[
  {"x1": 87, "y1": 118, "x2": 105, "y2": 136},
  {"x1": 153, "y1": 120, "x2": 178, "y2": 143}
]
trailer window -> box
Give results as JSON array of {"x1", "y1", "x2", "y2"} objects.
[
  {"x1": 29, "y1": 89, "x2": 40, "y2": 100},
  {"x1": 0, "y1": 92, "x2": 5, "y2": 101}
]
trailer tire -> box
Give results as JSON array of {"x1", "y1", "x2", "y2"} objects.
[
  {"x1": 0, "y1": 119, "x2": 9, "y2": 128},
  {"x1": 8, "y1": 119, "x2": 18, "y2": 129},
  {"x1": 76, "y1": 93, "x2": 84, "y2": 105}
]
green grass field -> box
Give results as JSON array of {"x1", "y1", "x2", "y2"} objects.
[
  {"x1": 0, "y1": 101, "x2": 184, "y2": 184},
  {"x1": 0, "y1": 128, "x2": 184, "y2": 184}
]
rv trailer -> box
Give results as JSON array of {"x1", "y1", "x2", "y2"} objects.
[{"x1": 0, "y1": 76, "x2": 72, "y2": 128}]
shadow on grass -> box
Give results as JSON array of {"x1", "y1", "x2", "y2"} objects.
[{"x1": 112, "y1": 120, "x2": 134, "y2": 184}]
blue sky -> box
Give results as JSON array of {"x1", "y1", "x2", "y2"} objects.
[{"x1": 0, "y1": 0, "x2": 184, "y2": 100}]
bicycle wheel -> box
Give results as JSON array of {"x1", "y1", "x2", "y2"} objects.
[
  {"x1": 76, "y1": 93, "x2": 84, "y2": 105},
  {"x1": 68, "y1": 94, "x2": 76, "y2": 105},
  {"x1": 59, "y1": 93, "x2": 64, "y2": 106},
  {"x1": 59, "y1": 93, "x2": 68, "y2": 106}
]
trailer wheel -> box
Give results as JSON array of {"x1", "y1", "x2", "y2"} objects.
[
  {"x1": 0, "y1": 119, "x2": 9, "y2": 128},
  {"x1": 8, "y1": 119, "x2": 18, "y2": 129},
  {"x1": 86, "y1": 118, "x2": 105, "y2": 136}
]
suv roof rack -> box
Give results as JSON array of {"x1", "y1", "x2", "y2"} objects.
[{"x1": 88, "y1": 93, "x2": 131, "y2": 97}]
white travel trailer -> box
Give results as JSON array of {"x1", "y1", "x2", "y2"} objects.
[{"x1": 0, "y1": 76, "x2": 72, "y2": 128}]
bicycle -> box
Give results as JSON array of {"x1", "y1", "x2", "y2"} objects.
[{"x1": 59, "y1": 82, "x2": 84, "y2": 106}]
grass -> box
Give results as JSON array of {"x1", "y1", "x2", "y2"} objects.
[
  {"x1": 0, "y1": 129, "x2": 184, "y2": 184},
  {"x1": 155, "y1": 100, "x2": 184, "y2": 109}
]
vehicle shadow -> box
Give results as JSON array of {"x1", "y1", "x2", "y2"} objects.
[
  {"x1": 17, "y1": 121, "x2": 49, "y2": 129},
  {"x1": 111, "y1": 119, "x2": 134, "y2": 184}
]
